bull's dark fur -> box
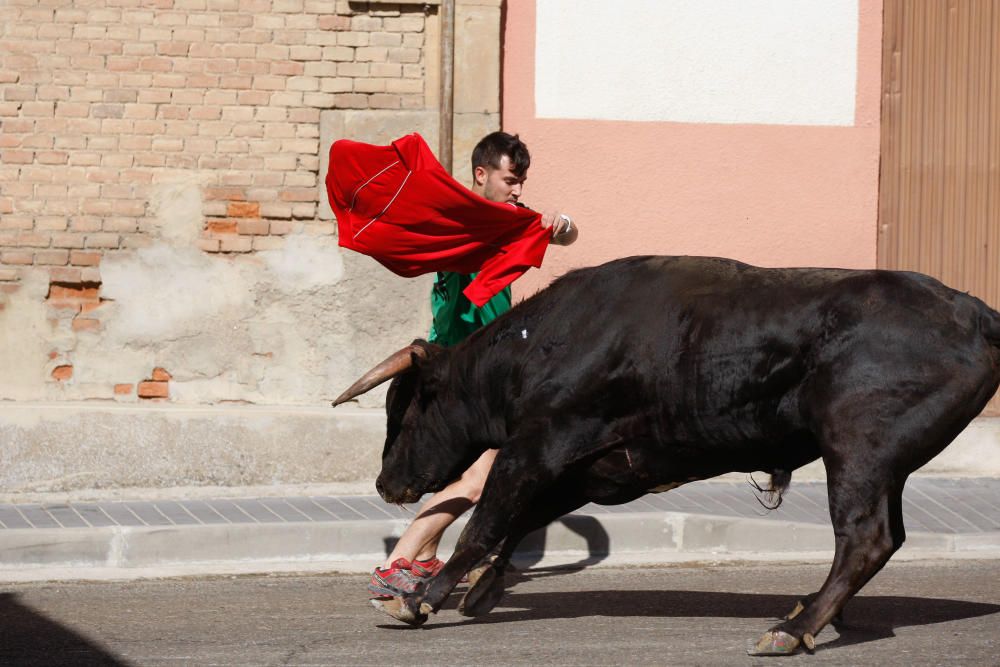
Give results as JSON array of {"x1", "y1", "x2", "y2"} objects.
[{"x1": 370, "y1": 255, "x2": 1000, "y2": 649}]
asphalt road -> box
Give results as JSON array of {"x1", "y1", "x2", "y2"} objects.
[{"x1": 0, "y1": 559, "x2": 997, "y2": 666}]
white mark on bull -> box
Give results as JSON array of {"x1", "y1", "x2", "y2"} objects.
[
  {"x1": 521, "y1": 329, "x2": 528, "y2": 339},
  {"x1": 625, "y1": 447, "x2": 633, "y2": 468}
]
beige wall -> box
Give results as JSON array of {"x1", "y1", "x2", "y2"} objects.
[
  {"x1": 0, "y1": 0, "x2": 996, "y2": 493},
  {"x1": 503, "y1": 1, "x2": 884, "y2": 299}
]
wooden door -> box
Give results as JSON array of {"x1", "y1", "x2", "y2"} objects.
[{"x1": 879, "y1": 0, "x2": 1000, "y2": 414}]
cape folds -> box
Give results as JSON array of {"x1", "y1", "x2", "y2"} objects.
[{"x1": 325, "y1": 133, "x2": 550, "y2": 307}]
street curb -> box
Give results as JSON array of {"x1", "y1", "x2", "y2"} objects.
[{"x1": 2, "y1": 512, "x2": 997, "y2": 582}]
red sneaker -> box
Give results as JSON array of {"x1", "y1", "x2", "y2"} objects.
[
  {"x1": 411, "y1": 557, "x2": 445, "y2": 579},
  {"x1": 368, "y1": 558, "x2": 423, "y2": 598},
  {"x1": 412, "y1": 557, "x2": 469, "y2": 583}
]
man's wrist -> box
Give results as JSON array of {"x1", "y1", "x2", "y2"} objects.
[{"x1": 556, "y1": 214, "x2": 572, "y2": 235}]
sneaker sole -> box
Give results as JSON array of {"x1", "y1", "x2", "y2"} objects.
[{"x1": 368, "y1": 582, "x2": 414, "y2": 598}]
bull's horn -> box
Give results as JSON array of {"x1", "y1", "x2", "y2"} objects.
[{"x1": 331, "y1": 344, "x2": 427, "y2": 407}]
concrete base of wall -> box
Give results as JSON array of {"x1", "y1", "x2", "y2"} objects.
[
  {"x1": 1, "y1": 403, "x2": 998, "y2": 498},
  {"x1": 0, "y1": 403, "x2": 385, "y2": 496},
  {"x1": 791, "y1": 415, "x2": 1000, "y2": 481}
]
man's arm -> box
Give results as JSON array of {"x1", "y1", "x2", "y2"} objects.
[{"x1": 540, "y1": 211, "x2": 579, "y2": 246}]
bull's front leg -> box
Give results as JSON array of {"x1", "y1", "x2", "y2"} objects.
[
  {"x1": 391, "y1": 449, "x2": 548, "y2": 625},
  {"x1": 458, "y1": 481, "x2": 593, "y2": 617}
]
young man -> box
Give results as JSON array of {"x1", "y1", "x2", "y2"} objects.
[{"x1": 368, "y1": 131, "x2": 578, "y2": 597}]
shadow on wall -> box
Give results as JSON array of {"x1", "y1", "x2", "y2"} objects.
[{"x1": 0, "y1": 593, "x2": 132, "y2": 666}]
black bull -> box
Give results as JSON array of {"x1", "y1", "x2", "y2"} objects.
[{"x1": 333, "y1": 255, "x2": 1000, "y2": 655}]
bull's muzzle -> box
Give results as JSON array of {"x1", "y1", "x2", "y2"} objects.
[{"x1": 375, "y1": 474, "x2": 423, "y2": 505}]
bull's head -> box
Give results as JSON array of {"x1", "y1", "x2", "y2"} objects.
[{"x1": 333, "y1": 341, "x2": 478, "y2": 504}]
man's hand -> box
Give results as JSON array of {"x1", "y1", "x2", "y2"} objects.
[{"x1": 540, "y1": 211, "x2": 579, "y2": 246}]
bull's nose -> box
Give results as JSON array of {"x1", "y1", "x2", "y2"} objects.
[{"x1": 375, "y1": 477, "x2": 386, "y2": 499}]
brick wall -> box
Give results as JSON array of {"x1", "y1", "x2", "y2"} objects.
[{"x1": 0, "y1": 0, "x2": 436, "y2": 400}]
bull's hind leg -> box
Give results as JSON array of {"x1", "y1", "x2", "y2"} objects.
[
  {"x1": 751, "y1": 360, "x2": 997, "y2": 655},
  {"x1": 749, "y1": 471, "x2": 906, "y2": 656}
]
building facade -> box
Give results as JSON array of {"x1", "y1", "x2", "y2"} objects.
[{"x1": 0, "y1": 0, "x2": 995, "y2": 493}]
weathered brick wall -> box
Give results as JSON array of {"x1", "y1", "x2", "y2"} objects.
[{"x1": 0, "y1": 0, "x2": 438, "y2": 403}]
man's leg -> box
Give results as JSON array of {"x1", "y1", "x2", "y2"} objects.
[{"x1": 381, "y1": 448, "x2": 497, "y2": 568}]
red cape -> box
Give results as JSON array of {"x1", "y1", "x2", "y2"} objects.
[{"x1": 325, "y1": 133, "x2": 551, "y2": 307}]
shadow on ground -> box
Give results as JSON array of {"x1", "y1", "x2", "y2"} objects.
[
  {"x1": 0, "y1": 592, "x2": 131, "y2": 666},
  {"x1": 382, "y1": 586, "x2": 1000, "y2": 652},
  {"x1": 512, "y1": 515, "x2": 610, "y2": 569}
]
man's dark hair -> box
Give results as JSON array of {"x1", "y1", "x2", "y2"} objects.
[{"x1": 471, "y1": 132, "x2": 531, "y2": 178}]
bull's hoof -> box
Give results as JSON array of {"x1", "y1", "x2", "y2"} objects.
[
  {"x1": 746, "y1": 630, "x2": 801, "y2": 656},
  {"x1": 465, "y1": 562, "x2": 491, "y2": 590},
  {"x1": 458, "y1": 564, "x2": 505, "y2": 617},
  {"x1": 369, "y1": 597, "x2": 428, "y2": 626}
]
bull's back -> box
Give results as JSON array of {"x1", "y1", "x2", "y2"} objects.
[
  {"x1": 476, "y1": 256, "x2": 996, "y2": 434},
  {"x1": 527, "y1": 256, "x2": 992, "y2": 356}
]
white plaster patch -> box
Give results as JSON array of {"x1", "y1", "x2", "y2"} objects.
[
  {"x1": 99, "y1": 244, "x2": 254, "y2": 342},
  {"x1": 88, "y1": 234, "x2": 395, "y2": 404},
  {"x1": 170, "y1": 375, "x2": 264, "y2": 404},
  {"x1": 535, "y1": 0, "x2": 859, "y2": 126},
  {"x1": 72, "y1": 347, "x2": 158, "y2": 388},
  {"x1": 259, "y1": 233, "x2": 345, "y2": 291},
  {"x1": 0, "y1": 272, "x2": 55, "y2": 400},
  {"x1": 77, "y1": 176, "x2": 260, "y2": 386},
  {"x1": 7, "y1": 169, "x2": 431, "y2": 406},
  {"x1": 148, "y1": 176, "x2": 210, "y2": 247}
]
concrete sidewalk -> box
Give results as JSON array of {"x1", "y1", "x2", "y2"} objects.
[{"x1": 1, "y1": 477, "x2": 998, "y2": 582}]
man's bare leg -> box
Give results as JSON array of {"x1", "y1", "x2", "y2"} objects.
[{"x1": 381, "y1": 448, "x2": 497, "y2": 568}]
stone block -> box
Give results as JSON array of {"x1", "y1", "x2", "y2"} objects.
[
  {"x1": 0, "y1": 527, "x2": 112, "y2": 566},
  {"x1": 453, "y1": 3, "x2": 500, "y2": 114}
]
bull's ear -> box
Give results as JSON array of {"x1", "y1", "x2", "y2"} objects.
[
  {"x1": 409, "y1": 340, "x2": 448, "y2": 403},
  {"x1": 409, "y1": 339, "x2": 444, "y2": 369}
]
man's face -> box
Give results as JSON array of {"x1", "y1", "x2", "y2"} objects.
[{"x1": 473, "y1": 155, "x2": 526, "y2": 204}]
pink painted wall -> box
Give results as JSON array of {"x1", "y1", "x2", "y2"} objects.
[{"x1": 503, "y1": 1, "x2": 884, "y2": 298}]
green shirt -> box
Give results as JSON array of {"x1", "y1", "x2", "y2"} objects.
[{"x1": 428, "y1": 272, "x2": 512, "y2": 347}]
